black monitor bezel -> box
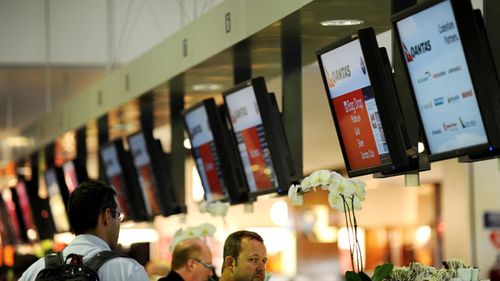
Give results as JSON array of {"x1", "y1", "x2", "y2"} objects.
[
  {"x1": 183, "y1": 98, "x2": 250, "y2": 204},
  {"x1": 316, "y1": 27, "x2": 413, "y2": 177},
  {"x1": 392, "y1": 0, "x2": 500, "y2": 162},
  {"x1": 222, "y1": 77, "x2": 295, "y2": 197}
]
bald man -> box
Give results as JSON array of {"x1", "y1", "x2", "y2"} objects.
[{"x1": 159, "y1": 239, "x2": 214, "y2": 281}]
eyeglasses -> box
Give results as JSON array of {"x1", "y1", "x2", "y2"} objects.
[
  {"x1": 110, "y1": 209, "x2": 125, "y2": 222},
  {"x1": 190, "y1": 257, "x2": 215, "y2": 270}
]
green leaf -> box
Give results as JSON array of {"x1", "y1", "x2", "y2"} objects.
[
  {"x1": 358, "y1": 271, "x2": 372, "y2": 281},
  {"x1": 371, "y1": 263, "x2": 394, "y2": 281},
  {"x1": 345, "y1": 271, "x2": 362, "y2": 281},
  {"x1": 345, "y1": 271, "x2": 372, "y2": 281}
]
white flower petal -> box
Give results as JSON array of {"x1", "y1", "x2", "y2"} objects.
[
  {"x1": 328, "y1": 192, "x2": 345, "y2": 211},
  {"x1": 301, "y1": 176, "x2": 312, "y2": 188}
]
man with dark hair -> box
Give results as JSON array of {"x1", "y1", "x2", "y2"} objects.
[
  {"x1": 219, "y1": 230, "x2": 267, "y2": 281},
  {"x1": 159, "y1": 238, "x2": 214, "y2": 281},
  {"x1": 19, "y1": 180, "x2": 149, "y2": 280}
]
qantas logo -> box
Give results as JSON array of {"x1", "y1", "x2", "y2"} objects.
[
  {"x1": 403, "y1": 44, "x2": 414, "y2": 62},
  {"x1": 325, "y1": 65, "x2": 351, "y2": 89},
  {"x1": 403, "y1": 40, "x2": 432, "y2": 63},
  {"x1": 231, "y1": 107, "x2": 248, "y2": 124}
]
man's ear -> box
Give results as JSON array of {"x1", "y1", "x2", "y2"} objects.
[
  {"x1": 225, "y1": 256, "x2": 235, "y2": 272},
  {"x1": 101, "y1": 208, "x2": 111, "y2": 226},
  {"x1": 187, "y1": 258, "x2": 196, "y2": 271}
]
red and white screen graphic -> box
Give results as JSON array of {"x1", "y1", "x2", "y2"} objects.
[
  {"x1": 186, "y1": 106, "x2": 226, "y2": 201},
  {"x1": 226, "y1": 87, "x2": 278, "y2": 192}
]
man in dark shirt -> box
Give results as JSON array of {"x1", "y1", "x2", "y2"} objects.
[{"x1": 159, "y1": 239, "x2": 214, "y2": 281}]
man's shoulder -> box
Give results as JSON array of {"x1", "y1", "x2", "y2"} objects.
[
  {"x1": 98, "y1": 256, "x2": 149, "y2": 280},
  {"x1": 19, "y1": 251, "x2": 148, "y2": 281},
  {"x1": 18, "y1": 257, "x2": 45, "y2": 281}
]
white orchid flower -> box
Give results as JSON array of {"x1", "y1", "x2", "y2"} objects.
[
  {"x1": 335, "y1": 177, "x2": 355, "y2": 198},
  {"x1": 199, "y1": 223, "x2": 216, "y2": 237},
  {"x1": 328, "y1": 191, "x2": 345, "y2": 211},
  {"x1": 199, "y1": 201, "x2": 209, "y2": 213},
  {"x1": 288, "y1": 184, "x2": 300, "y2": 202},
  {"x1": 350, "y1": 178, "x2": 367, "y2": 201},
  {"x1": 300, "y1": 176, "x2": 312, "y2": 189},
  {"x1": 210, "y1": 201, "x2": 229, "y2": 217},
  {"x1": 309, "y1": 170, "x2": 332, "y2": 187},
  {"x1": 170, "y1": 228, "x2": 187, "y2": 251},
  {"x1": 350, "y1": 195, "x2": 362, "y2": 210}
]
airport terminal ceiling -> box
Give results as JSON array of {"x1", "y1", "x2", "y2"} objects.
[{"x1": 0, "y1": 0, "x2": 393, "y2": 168}]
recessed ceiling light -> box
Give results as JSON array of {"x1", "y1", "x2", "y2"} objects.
[
  {"x1": 192, "y1": 83, "x2": 222, "y2": 91},
  {"x1": 320, "y1": 19, "x2": 364, "y2": 26}
]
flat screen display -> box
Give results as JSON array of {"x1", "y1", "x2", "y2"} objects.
[
  {"x1": 225, "y1": 86, "x2": 279, "y2": 192},
  {"x1": 128, "y1": 132, "x2": 161, "y2": 217},
  {"x1": 15, "y1": 180, "x2": 36, "y2": 232},
  {"x1": 185, "y1": 105, "x2": 227, "y2": 201},
  {"x1": 395, "y1": 0, "x2": 488, "y2": 155},
  {"x1": 319, "y1": 38, "x2": 391, "y2": 171},
  {"x1": 100, "y1": 143, "x2": 132, "y2": 218},
  {"x1": 0, "y1": 200, "x2": 15, "y2": 244},
  {"x1": 1, "y1": 190, "x2": 22, "y2": 242},
  {"x1": 62, "y1": 161, "x2": 78, "y2": 193},
  {"x1": 45, "y1": 168, "x2": 70, "y2": 233}
]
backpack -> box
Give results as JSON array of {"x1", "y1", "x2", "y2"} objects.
[{"x1": 34, "y1": 250, "x2": 124, "y2": 281}]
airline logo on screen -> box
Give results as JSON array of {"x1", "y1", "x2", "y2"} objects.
[
  {"x1": 231, "y1": 106, "x2": 248, "y2": 124},
  {"x1": 324, "y1": 65, "x2": 351, "y2": 90},
  {"x1": 190, "y1": 124, "x2": 203, "y2": 139},
  {"x1": 402, "y1": 40, "x2": 432, "y2": 63}
]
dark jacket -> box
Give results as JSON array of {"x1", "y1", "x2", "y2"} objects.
[{"x1": 158, "y1": 270, "x2": 185, "y2": 281}]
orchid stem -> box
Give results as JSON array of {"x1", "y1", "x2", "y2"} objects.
[
  {"x1": 351, "y1": 197, "x2": 363, "y2": 271},
  {"x1": 341, "y1": 195, "x2": 355, "y2": 272},
  {"x1": 346, "y1": 197, "x2": 359, "y2": 272}
]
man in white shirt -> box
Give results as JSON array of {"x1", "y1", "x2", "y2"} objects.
[{"x1": 19, "y1": 180, "x2": 150, "y2": 281}]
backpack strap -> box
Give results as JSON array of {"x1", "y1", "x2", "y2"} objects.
[
  {"x1": 85, "y1": 251, "x2": 125, "y2": 273},
  {"x1": 43, "y1": 252, "x2": 64, "y2": 268}
]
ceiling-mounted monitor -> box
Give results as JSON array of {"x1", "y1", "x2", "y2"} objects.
[
  {"x1": 184, "y1": 98, "x2": 249, "y2": 204},
  {"x1": 62, "y1": 158, "x2": 88, "y2": 193},
  {"x1": 1, "y1": 189, "x2": 23, "y2": 244},
  {"x1": 44, "y1": 167, "x2": 71, "y2": 233},
  {"x1": 223, "y1": 77, "x2": 297, "y2": 197},
  {"x1": 100, "y1": 139, "x2": 148, "y2": 221},
  {"x1": 12, "y1": 179, "x2": 37, "y2": 241},
  {"x1": 316, "y1": 28, "x2": 418, "y2": 177},
  {"x1": 392, "y1": 0, "x2": 500, "y2": 162},
  {"x1": 128, "y1": 130, "x2": 186, "y2": 218}
]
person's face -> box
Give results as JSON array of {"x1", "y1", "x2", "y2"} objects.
[
  {"x1": 191, "y1": 244, "x2": 214, "y2": 281},
  {"x1": 230, "y1": 238, "x2": 267, "y2": 281}
]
